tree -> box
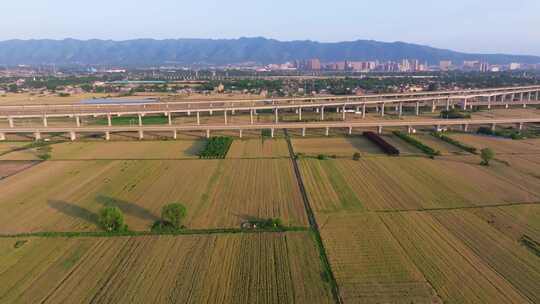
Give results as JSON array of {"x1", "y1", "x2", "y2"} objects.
[
  {"x1": 480, "y1": 148, "x2": 495, "y2": 166},
  {"x1": 8, "y1": 84, "x2": 18, "y2": 93},
  {"x1": 353, "y1": 152, "x2": 361, "y2": 161},
  {"x1": 98, "y1": 206, "x2": 127, "y2": 232},
  {"x1": 161, "y1": 203, "x2": 187, "y2": 229}
]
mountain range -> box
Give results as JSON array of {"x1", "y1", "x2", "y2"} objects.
[{"x1": 0, "y1": 37, "x2": 538, "y2": 66}]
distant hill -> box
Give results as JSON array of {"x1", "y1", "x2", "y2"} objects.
[{"x1": 0, "y1": 37, "x2": 539, "y2": 66}]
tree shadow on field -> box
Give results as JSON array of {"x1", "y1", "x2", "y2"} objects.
[
  {"x1": 95, "y1": 195, "x2": 159, "y2": 222},
  {"x1": 47, "y1": 200, "x2": 99, "y2": 224},
  {"x1": 185, "y1": 140, "x2": 205, "y2": 157}
]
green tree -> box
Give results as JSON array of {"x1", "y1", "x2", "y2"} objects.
[
  {"x1": 98, "y1": 206, "x2": 127, "y2": 232},
  {"x1": 8, "y1": 84, "x2": 18, "y2": 93},
  {"x1": 352, "y1": 152, "x2": 361, "y2": 161},
  {"x1": 480, "y1": 148, "x2": 495, "y2": 166},
  {"x1": 161, "y1": 203, "x2": 187, "y2": 229}
]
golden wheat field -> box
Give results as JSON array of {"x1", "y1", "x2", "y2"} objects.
[
  {"x1": 299, "y1": 158, "x2": 540, "y2": 212},
  {"x1": 413, "y1": 134, "x2": 468, "y2": 155},
  {"x1": 0, "y1": 161, "x2": 37, "y2": 179},
  {"x1": 449, "y1": 134, "x2": 540, "y2": 154},
  {"x1": 227, "y1": 138, "x2": 290, "y2": 158},
  {"x1": 431, "y1": 209, "x2": 540, "y2": 303},
  {"x1": 0, "y1": 159, "x2": 307, "y2": 234},
  {"x1": 292, "y1": 136, "x2": 383, "y2": 157},
  {"x1": 0, "y1": 232, "x2": 333, "y2": 304},
  {"x1": 380, "y1": 212, "x2": 531, "y2": 303},
  {"x1": 318, "y1": 212, "x2": 441, "y2": 303},
  {"x1": 470, "y1": 204, "x2": 540, "y2": 242},
  {"x1": 49, "y1": 141, "x2": 204, "y2": 160},
  {"x1": 0, "y1": 142, "x2": 28, "y2": 155}
]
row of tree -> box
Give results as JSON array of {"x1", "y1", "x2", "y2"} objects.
[{"x1": 99, "y1": 203, "x2": 187, "y2": 233}]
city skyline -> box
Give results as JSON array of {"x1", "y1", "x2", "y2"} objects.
[{"x1": 2, "y1": 0, "x2": 540, "y2": 56}]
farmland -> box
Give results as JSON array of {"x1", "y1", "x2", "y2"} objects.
[
  {"x1": 0, "y1": 232, "x2": 333, "y2": 303},
  {"x1": 1, "y1": 125, "x2": 540, "y2": 303},
  {"x1": 0, "y1": 159, "x2": 307, "y2": 234},
  {"x1": 227, "y1": 138, "x2": 290, "y2": 158},
  {"x1": 299, "y1": 157, "x2": 540, "y2": 212},
  {"x1": 318, "y1": 213, "x2": 441, "y2": 303},
  {"x1": 49, "y1": 140, "x2": 204, "y2": 160},
  {"x1": 0, "y1": 161, "x2": 37, "y2": 179},
  {"x1": 379, "y1": 212, "x2": 530, "y2": 303},
  {"x1": 292, "y1": 136, "x2": 383, "y2": 157}
]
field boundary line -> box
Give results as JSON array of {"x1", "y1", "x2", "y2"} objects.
[
  {"x1": 0, "y1": 226, "x2": 309, "y2": 239},
  {"x1": 373, "y1": 201, "x2": 540, "y2": 213},
  {"x1": 284, "y1": 129, "x2": 343, "y2": 304}
]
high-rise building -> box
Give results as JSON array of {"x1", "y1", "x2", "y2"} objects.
[
  {"x1": 306, "y1": 59, "x2": 321, "y2": 71},
  {"x1": 439, "y1": 60, "x2": 452, "y2": 71},
  {"x1": 509, "y1": 63, "x2": 521, "y2": 70}
]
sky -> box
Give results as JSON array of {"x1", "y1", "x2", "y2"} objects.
[{"x1": 2, "y1": 0, "x2": 540, "y2": 55}]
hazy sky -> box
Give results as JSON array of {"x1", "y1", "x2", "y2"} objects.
[{"x1": 2, "y1": 0, "x2": 540, "y2": 55}]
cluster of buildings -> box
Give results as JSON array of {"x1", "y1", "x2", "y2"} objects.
[{"x1": 261, "y1": 58, "x2": 540, "y2": 73}]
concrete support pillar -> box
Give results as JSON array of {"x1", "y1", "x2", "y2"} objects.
[
  {"x1": 491, "y1": 123, "x2": 497, "y2": 132},
  {"x1": 206, "y1": 129, "x2": 210, "y2": 139},
  {"x1": 43, "y1": 116, "x2": 48, "y2": 127},
  {"x1": 173, "y1": 130, "x2": 177, "y2": 140},
  {"x1": 520, "y1": 92, "x2": 524, "y2": 101},
  {"x1": 398, "y1": 103, "x2": 403, "y2": 117},
  {"x1": 348, "y1": 126, "x2": 353, "y2": 135},
  {"x1": 518, "y1": 123, "x2": 524, "y2": 131},
  {"x1": 298, "y1": 108, "x2": 302, "y2": 121},
  {"x1": 506, "y1": 103, "x2": 509, "y2": 109},
  {"x1": 362, "y1": 104, "x2": 366, "y2": 119},
  {"x1": 446, "y1": 98, "x2": 450, "y2": 111},
  {"x1": 209, "y1": 109, "x2": 213, "y2": 116},
  {"x1": 250, "y1": 109, "x2": 254, "y2": 124},
  {"x1": 232, "y1": 108, "x2": 236, "y2": 115},
  {"x1": 0, "y1": 133, "x2": 5, "y2": 141},
  {"x1": 380, "y1": 103, "x2": 385, "y2": 117},
  {"x1": 321, "y1": 107, "x2": 325, "y2": 120},
  {"x1": 224, "y1": 110, "x2": 228, "y2": 125},
  {"x1": 76, "y1": 116, "x2": 81, "y2": 127},
  {"x1": 105, "y1": 131, "x2": 110, "y2": 141},
  {"x1": 325, "y1": 127, "x2": 329, "y2": 136},
  {"x1": 431, "y1": 100, "x2": 436, "y2": 113},
  {"x1": 462, "y1": 99, "x2": 468, "y2": 110},
  {"x1": 487, "y1": 96, "x2": 492, "y2": 110},
  {"x1": 239, "y1": 129, "x2": 243, "y2": 138},
  {"x1": 274, "y1": 108, "x2": 279, "y2": 123},
  {"x1": 463, "y1": 124, "x2": 469, "y2": 132},
  {"x1": 8, "y1": 117, "x2": 14, "y2": 128},
  {"x1": 302, "y1": 128, "x2": 306, "y2": 137},
  {"x1": 34, "y1": 132, "x2": 41, "y2": 141},
  {"x1": 523, "y1": 103, "x2": 527, "y2": 109},
  {"x1": 138, "y1": 114, "x2": 142, "y2": 127},
  {"x1": 168, "y1": 113, "x2": 172, "y2": 125},
  {"x1": 271, "y1": 128, "x2": 275, "y2": 138},
  {"x1": 69, "y1": 131, "x2": 76, "y2": 141},
  {"x1": 138, "y1": 130, "x2": 144, "y2": 140},
  {"x1": 107, "y1": 114, "x2": 112, "y2": 127},
  {"x1": 407, "y1": 126, "x2": 412, "y2": 134},
  {"x1": 342, "y1": 105, "x2": 346, "y2": 120},
  {"x1": 377, "y1": 126, "x2": 383, "y2": 134}
]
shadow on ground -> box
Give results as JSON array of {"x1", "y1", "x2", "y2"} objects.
[
  {"x1": 95, "y1": 194, "x2": 159, "y2": 222},
  {"x1": 48, "y1": 200, "x2": 99, "y2": 224}
]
